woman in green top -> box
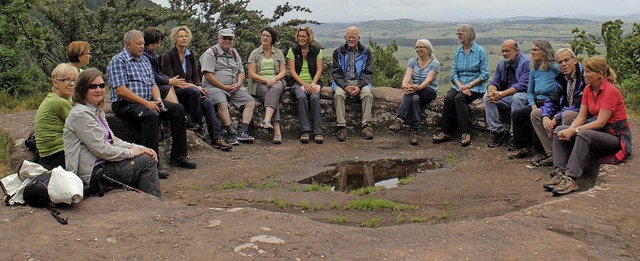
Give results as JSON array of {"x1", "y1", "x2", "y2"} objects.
[
  {"x1": 247, "y1": 27, "x2": 287, "y2": 144},
  {"x1": 287, "y1": 26, "x2": 324, "y2": 144},
  {"x1": 34, "y1": 63, "x2": 79, "y2": 170}
]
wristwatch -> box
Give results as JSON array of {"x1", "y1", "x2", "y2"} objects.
[
  {"x1": 498, "y1": 91, "x2": 503, "y2": 97},
  {"x1": 575, "y1": 127, "x2": 580, "y2": 133}
]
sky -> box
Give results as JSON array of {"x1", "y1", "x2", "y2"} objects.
[{"x1": 152, "y1": 0, "x2": 640, "y2": 23}]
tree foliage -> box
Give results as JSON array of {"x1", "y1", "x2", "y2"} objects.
[
  {"x1": 368, "y1": 40, "x2": 404, "y2": 88},
  {"x1": 570, "y1": 27, "x2": 600, "y2": 58}
]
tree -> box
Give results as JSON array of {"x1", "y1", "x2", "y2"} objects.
[
  {"x1": 570, "y1": 27, "x2": 600, "y2": 58},
  {"x1": 368, "y1": 40, "x2": 404, "y2": 88}
]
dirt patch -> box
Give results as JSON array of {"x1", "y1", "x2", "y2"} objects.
[{"x1": 1, "y1": 124, "x2": 639, "y2": 260}]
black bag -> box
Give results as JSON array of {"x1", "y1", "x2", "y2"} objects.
[
  {"x1": 284, "y1": 72, "x2": 295, "y2": 87},
  {"x1": 25, "y1": 131, "x2": 40, "y2": 163},
  {"x1": 23, "y1": 171, "x2": 68, "y2": 225}
]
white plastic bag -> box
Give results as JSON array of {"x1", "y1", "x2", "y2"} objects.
[
  {"x1": 48, "y1": 166, "x2": 84, "y2": 204},
  {"x1": 1, "y1": 160, "x2": 48, "y2": 205}
]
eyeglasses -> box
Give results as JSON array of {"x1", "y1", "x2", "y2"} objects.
[
  {"x1": 88, "y1": 83, "x2": 106, "y2": 89},
  {"x1": 415, "y1": 46, "x2": 426, "y2": 49},
  {"x1": 558, "y1": 58, "x2": 573, "y2": 65},
  {"x1": 261, "y1": 34, "x2": 272, "y2": 38},
  {"x1": 221, "y1": 36, "x2": 234, "y2": 41},
  {"x1": 56, "y1": 78, "x2": 76, "y2": 84},
  {"x1": 456, "y1": 32, "x2": 464, "y2": 36},
  {"x1": 530, "y1": 48, "x2": 540, "y2": 52}
]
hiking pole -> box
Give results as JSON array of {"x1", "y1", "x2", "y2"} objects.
[{"x1": 100, "y1": 175, "x2": 145, "y2": 194}]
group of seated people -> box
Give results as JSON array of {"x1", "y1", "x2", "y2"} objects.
[{"x1": 32, "y1": 24, "x2": 631, "y2": 198}]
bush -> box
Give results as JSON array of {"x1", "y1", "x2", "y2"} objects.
[{"x1": 620, "y1": 77, "x2": 640, "y2": 114}]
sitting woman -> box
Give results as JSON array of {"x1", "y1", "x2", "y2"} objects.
[
  {"x1": 247, "y1": 26, "x2": 286, "y2": 144},
  {"x1": 389, "y1": 39, "x2": 439, "y2": 145},
  {"x1": 287, "y1": 26, "x2": 324, "y2": 144},
  {"x1": 64, "y1": 68, "x2": 161, "y2": 197},
  {"x1": 66, "y1": 41, "x2": 91, "y2": 72},
  {"x1": 34, "y1": 63, "x2": 78, "y2": 170},
  {"x1": 508, "y1": 40, "x2": 560, "y2": 159},
  {"x1": 432, "y1": 24, "x2": 489, "y2": 147},
  {"x1": 543, "y1": 57, "x2": 631, "y2": 196},
  {"x1": 160, "y1": 25, "x2": 231, "y2": 151}
]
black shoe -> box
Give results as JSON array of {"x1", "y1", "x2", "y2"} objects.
[
  {"x1": 507, "y1": 138, "x2": 517, "y2": 151},
  {"x1": 169, "y1": 156, "x2": 197, "y2": 169},
  {"x1": 187, "y1": 122, "x2": 202, "y2": 131},
  {"x1": 488, "y1": 131, "x2": 508, "y2": 147},
  {"x1": 158, "y1": 169, "x2": 170, "y2": 179},
  {"x1": 336, "y1": 127, "x2": 347, "y2": 142}
]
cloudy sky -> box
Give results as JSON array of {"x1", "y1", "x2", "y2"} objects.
[{"x1": 153, "y1": 0, "x2": 639, "y2": 23}]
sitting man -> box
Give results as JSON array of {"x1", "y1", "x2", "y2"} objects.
[
  {"x1": 199, "y1": 28, "x2": 256, "y2": 144},
  {"x1": 331, "y1": 26, "x2": 374, "y2": 141},
  {"x1": 108, "y1": 30, "x2": 197, "y2": 177},
  {"x1": 530, "y1": 48, "x2": 585, "y2": 166},
  {"x1": 483, "y1": 39, "x2": 530, "y2": 148}
]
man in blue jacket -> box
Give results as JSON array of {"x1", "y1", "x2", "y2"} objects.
[
  {"x1": 530, "y1": 48, "x2": 585, "y2": 166},
  {"x1": 331, "y1": 26, "x2": 374, "y2": 141},
  {"x1": 483, "y1": 39, "x2": 530, "y2": 148}
]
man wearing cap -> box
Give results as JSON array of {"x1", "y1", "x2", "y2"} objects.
[
  {"x1": 108, "y1": 30, "x2": 197, "y2": 175},
  {"x1": 200, "y1": 28, "x2": 256, "y2": 144}
]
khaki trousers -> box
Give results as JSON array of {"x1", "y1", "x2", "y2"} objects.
[
  {"x1": 334, "y1": 87, "x2": 373, "y2": 127},
  {"x1": 530, "y1": 109, "x2": 578, "y2": 155}
]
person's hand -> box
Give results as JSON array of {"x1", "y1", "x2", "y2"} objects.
[
  {"x1": 266, "y1": 78, "x2": 277, "y2": 87},
  {"x1": 311, "y1": 83, "x2": 321, "y2": 94},
  {"x1": 543, "y1": 116, "x2": 557, "y2": 134},
  {"x1": 144, "y1": 100, "x2": 160, "y2": 113},
  {"x1": 461, "y1": 88, "x2": 472, "y2": 96},
  {"x1": 196, "y1": 86, "x2": 206, "y2": 96},
  {"x1": 487, "y1": 89, "x2": 499, "y2": 103},
  {"x1": 557, "y1": 128, "x2": 576, "y2": 141},
  {"x1": 169, "y1": 76, "x2": 188, "y2": 88},
  {"x1": 404, "y1": 84, "x2": 417, "y2": 94},
  {"x1": 346, "y1": 85, "x2": 360, "y2": 96},
  {"x1": 132, "y1": 147, "x2": 158, "y2": 162},
  {"x1": 228, "y1": 83, "x2": 240, "y2": 93}
]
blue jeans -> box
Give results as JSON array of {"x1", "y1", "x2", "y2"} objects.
[
  {"x1": 396, "y1": 87, "x2": 437, "y2": 129},
  {"x1": 201, "y1": 97, "x2": 224, "y2": 140},
  {"x1": 483, "y1": 92, "x2": 528, "y2": 133},
  {"x1": 293, "y1": 84, "x2": 323, "y2": 135}
]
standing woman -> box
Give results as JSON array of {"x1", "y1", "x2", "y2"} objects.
[
  {"x1": 432, "y1": 24, "x2": 489, "y2": 146},
  {"x1": 160, "y1": 25, "x2": 231, "y2": 151},
  {"x1": 66, "y1": 41, "x2": 91, "y2": 72},
  {"x1": 389, "y1": 39, "x2": 439, "y2": 145},
  {"x1": 508, "y1": 40, "x2": 560, "y2": 159},
  {"x1": 247, "y1": 27, "x2": 287, "y2": 144},
  {"x1": 64, "y1": 68, "x2": 162, "y2": 197},
  {"x1": 543, "y1": 57, "x2": 631, "y2": 196},
  {"x1": 287, "y1": 26, "x2": 324, "y2": 144},
  {"x1": 34, "y1": 63, "x2": 78, "y2": 170},
  {"x1": 159, "y1": 25, "x2": 207, "y2": 131}
]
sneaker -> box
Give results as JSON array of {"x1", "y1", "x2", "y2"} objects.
[
  {"x1": 259, "y1": 121, "x2": 274, "y2": 130},
  {"x1": 552, "y1": 175, "x2": 579, "y2": 196},
  {"x1": 212, "y1": 137, "x2": 232, "y2": 151},
  {"x1": 432, "y1": 132, "x2": 452, "y2": 144},
  {"x1": 409, "y1": 130, "x2": 419, "y2": 146},
  {"x1": 460, "y1": 133, "x2": 471, "y2": 147},
  {"x1": 158, "y1": 169, "x2": 170, "y2": 179},
  {"x1": 273, "y1": 134, "x2": 282, "y2": 144},
  {"x1": 543, "y1": 172, "x2": 564, "y2": 191},
  {"x1": 488, "y1": 131, "x2": 508, "y2": 147},
  {"x1": 336, "y1": 127, "x2": 347, "y2": 142},
  {"x1": 389, "y1": 118, "x2": 403, "y2": 131},
  {"x1": 169, "y1": 156, "x2": 197, "y2": 169},
  {"x1": 300, "y1": 133, "x2": 310, "y2": 144},
  {"x1": 507, "y1": 147, "x2": 532, "y2": 159},
  {"x1": 237, "y1": 131, "x2": 255, "y2": 143},
  {"x1": 314, "y1": 134, "x2": 324, "y2": 144},
  {"x1": 362, "y1": 126, "x2": 374, "y2": 140},
  {"x1": 537, "y1": 156, "x2": 554, "y2": 167},
  {"x1": 227, "y1": 133, "x2": 240, "y2": 146},
  {"x1": 529, "y1": 153, "x2": 549, "y2": 164}
]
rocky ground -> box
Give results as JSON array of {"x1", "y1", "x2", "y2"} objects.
[{"x1": 0, "y1": 111, "x2": 638, "y2": 260}]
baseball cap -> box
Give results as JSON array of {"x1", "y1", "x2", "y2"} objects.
[{"x1": 218, "y1": 28, "x2": 235, "y2": 37}]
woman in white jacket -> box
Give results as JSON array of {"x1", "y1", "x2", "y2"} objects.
[{"x1": 64, "y1": 68, "x2": 161, "y2": 197}]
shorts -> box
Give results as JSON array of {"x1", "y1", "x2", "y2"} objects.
[{"x1": 205, "y1": 86, "x2": 254, "y2": 108}]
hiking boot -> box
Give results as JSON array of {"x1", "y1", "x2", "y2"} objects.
[
  {"x1": 389, "y1": 118, "x2": 403, "y2": 131},
  {"x1": 488, "y1": 131, "x2": 508, "y2": 147},
  {"x1": 507, "y1": 138, "x2": 517, "y2": 151},
  {"x1": 169, "y1": 156, "x2": 197, "y2": 169},
  {"x1": 432, "y1": 132, "x2": 452, "y2": 144},
  {"x1": 212, "y1": 137, "x2": 232, "y2": 151},
  {"x1": 543, "y1": 172, "x2": 564, "y2": 191},
  {"x1": 336, "y1": 127, "x2": 347, "y2": 142},
  {"x1": 300, "y1": 133, "x2": 310, "y2": 144},
  {"x1": 259, "y1": 121, "x2": 274, "y2": 130},
  {"x1": 362, "y1": 126, "x2": 374, "y2": 140},
  {"x1": 273, "y1": 134, "x2": 282, "y2": 144},
  {"x1": 409, "y1": 130, "x2": 419, "y2": 146},
  {"x1": 507, "y1": 147, "x2": 532, "y2": 159},
  {"x1": 460, "y1": 133, "x2": 471, "y2": 147},
  {"x1": 537, "y1": 156, "x2": 554, "y2": 167},
  {"x1": 529, "y1": 153, "x2": 549, "y2": 164},
  {"x1": 158, "y1": 169, "x2": 170, "y2": 179},
  {"x1": 552, "y1": 175, "x2": 579, "y2": 196},
  {"x1": 314, "y1": 134, "x2": 324, "y2": 144},
  {"x1": 237, "y1": 131, "x2": 255, "y2": 143},
  {"x1": 227, "y1": 133, "x2": 240, "y2": 146}
]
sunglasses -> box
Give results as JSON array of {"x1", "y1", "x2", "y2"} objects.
[
  {"x1": 88, "y1": 83, "x2": 106, "y2": 89},
  {"x1": 221, "y1": 36, "x2": 234, "y2": 41}
]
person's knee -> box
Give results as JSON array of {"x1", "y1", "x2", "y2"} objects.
[
  {"x1": 244, "y1": 101, "x2": 256, "y2": 109},
  {"x1": 530, "y1": 108, "x2": 542, "y2": 121},
  {"x1": 411, "y1": 94, "x2": 421, "y2": 103}
]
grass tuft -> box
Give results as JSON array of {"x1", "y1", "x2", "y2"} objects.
[{"x1": 344, "y1": 197, "x2": 417, "y2": 211}]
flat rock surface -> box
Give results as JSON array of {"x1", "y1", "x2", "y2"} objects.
[{"x1": 0, "y1": 112, "x2": 638, "y2": 260}]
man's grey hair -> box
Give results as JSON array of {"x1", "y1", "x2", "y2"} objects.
[
  {"x1": 556, "y1": 47, "x2": 577, "y2": 58},
  {"x1": 124, "y1": 30, "x2": 144, "y2": 45}
]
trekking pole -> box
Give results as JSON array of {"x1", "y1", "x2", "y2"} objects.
[{"x1": 101, "y1": 175, "x2": 145, "y2": 194}]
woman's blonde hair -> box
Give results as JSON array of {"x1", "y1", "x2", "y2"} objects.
[
  {"x1": 296, "y1": 26, "x2": 315, "y2": 45},
  {"x1": 170, "y1": 25, "x2": 193, "y2": 47},
  {"x1": 584, "y1": 56, "x2": 617, "y2": 83}
]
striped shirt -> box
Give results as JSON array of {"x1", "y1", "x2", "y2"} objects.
[{"x1": 108, "y1": 49, "x2": 157, "y2": 102}]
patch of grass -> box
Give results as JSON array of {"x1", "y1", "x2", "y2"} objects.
[
  {"x1": 442, "y1": 199, "x2": 450, "y2": 206},
  {"x1": 359, "y1": 217, "x2": 380, "y2": 228},
  {"x1": 214, "y1": 181, "x2": 248, "y2": 190},
  {"x1": 276, "y1": 199, "x2": 288, "y2": 209},
  {"x1": 191, "y1": 186, "x2": 201, "y2": 190},
  {"x1": 328, "y1": 215, "x2": 349, "y2": 224},
  {"x1": 328, "y1": 202, "x2": 338, "y2": 209},
  {"x1": 0, "y1": 132, "x2": 12, "y2": 178},
  {"x1": 396, "y1": 214, "x2": 405, "y2": 223},
  {"x1": 411, "y1": 217, "x2": 430, "y2": 223},
  {"x1": 302, "y1": 182, "x2": 332, "y2": 192},
  {"x1": 445, "y1": 153, "x2": 457, "y2": 165},
  {"x1": 398, "y1": 175, "x2": 417, "y2": 186},
  {"x1": 313, "y1": 205, "x2": 324, "y2": 211},
  {"x1": 289, "y1": 185, "x2": 298, "y2": 192},
  {"x1": 300, "y1": 201, "x2": 310, "y2": 210},
  {"x1": 344, "y1": 197, "x2": 417, "y2": 211},
  {"x1": 265, "y1": 197, "x2": 275, "y2": 203},
  {"x1": 348, "y1": 185, "x2": 385, "y2": 196},
  {"x1": 439, "y1": 211, "x2": 448, "y2": 219}
]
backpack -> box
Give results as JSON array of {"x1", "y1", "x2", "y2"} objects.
[
  {"x1": 25, "y1": 131, "x2": 40, "y2": 163},
  {"x1": 22, "y1": 171, "x2": 68, "y2": 225}
]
